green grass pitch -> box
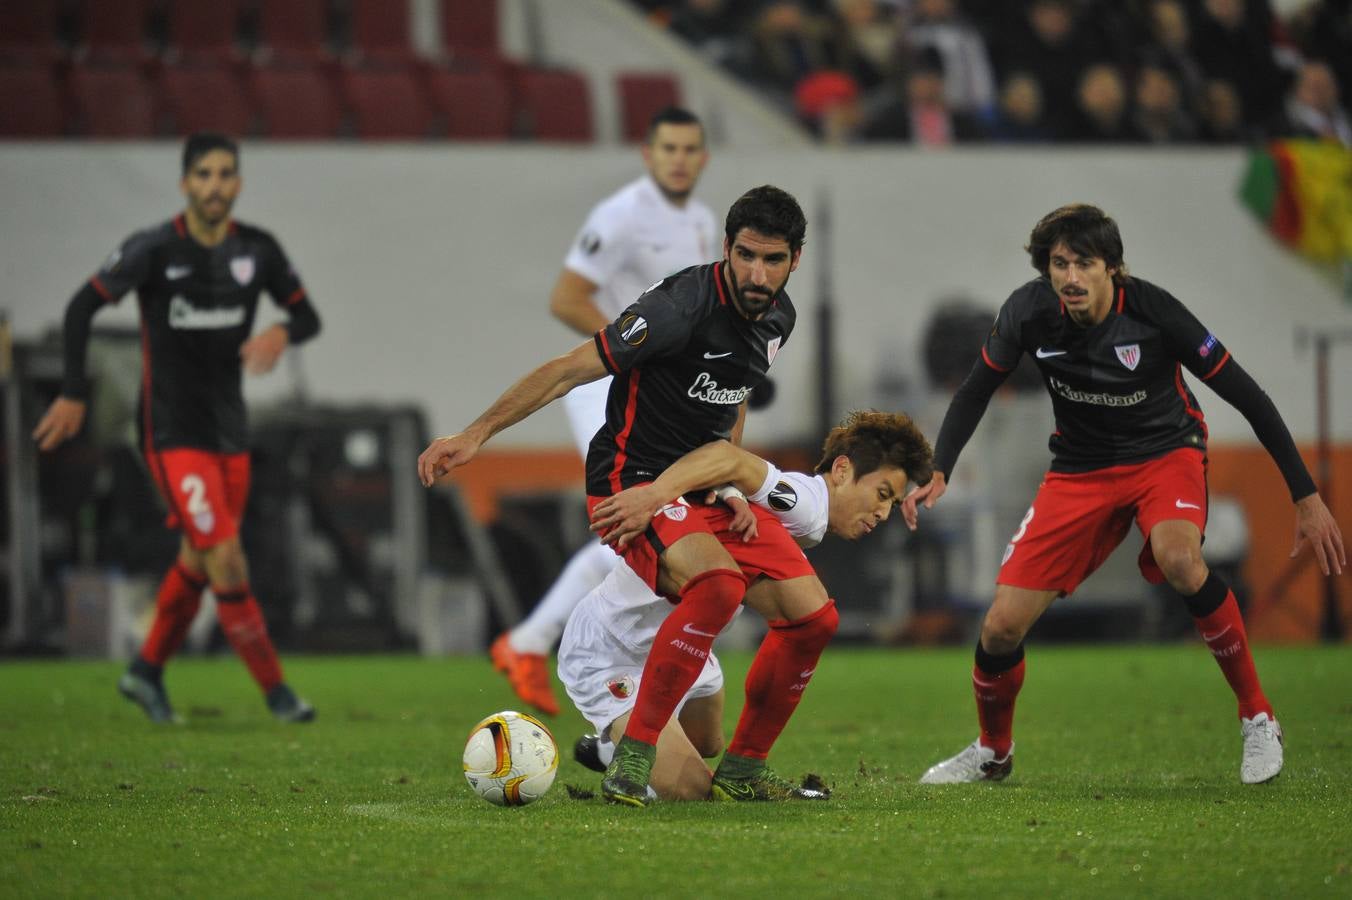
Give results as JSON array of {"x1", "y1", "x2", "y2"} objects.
[{"x1": 3, "y1": 644, "x2": 1350, "y2": 898}]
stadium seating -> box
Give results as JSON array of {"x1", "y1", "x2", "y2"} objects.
[
  {"x1": 75, "y1": 0, "x2": 153, "y2": 65},
  {"x1": 252, "y1": 63, "x2": 344, "y2": 138},
  {"x1": 68, "y1": 64, "x2": 157, "y2": 136},
  {"x1": 0, "y1": 0, "x2": 63, "y2": 64},
  {"x1": 615, "y1": 71, "x2": 681, "y2": 142},
  {"x1": 255, "y1": 0, "x2": 332, "y2": 64},
  {"x1": 514, "y1": 67, "x2": 594, "y2": 142},
  {"x1": 348, "y1": 0, "x2": 414, "y2": 64},
  {"x1": 0, "y1": 64, "x2": 65, "y2": 136},
  {"x1": 439, "y1": 0, "x2": 498, "y2": 55},
  {"x1": 164, "y1": 0, "x2": 244, "y2": 64},
  {"x1": 341, "y1": 65, "x2": 434, "y2": 139},
  {"x1": 425, "y1": 67, "x2": 512, "y2": 140},
  {"x1": 159, "y1": 63, "x2": 254, "y2": 137}
]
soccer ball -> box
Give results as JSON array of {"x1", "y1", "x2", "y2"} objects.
[{"x1": 462, "y1": 710, "x2": 559, "y2": 807}]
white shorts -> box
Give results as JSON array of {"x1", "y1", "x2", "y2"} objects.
[
  {"x1": 558, "y1": 591, "x2": 724, "y2": 736},
  {"x1": 562, "y1": 375, "x2": 611, "y2": 460}
]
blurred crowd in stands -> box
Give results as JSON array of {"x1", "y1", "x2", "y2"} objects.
[{"x1": 630, "y1": 0, "x2": 1352, "y2": 146}]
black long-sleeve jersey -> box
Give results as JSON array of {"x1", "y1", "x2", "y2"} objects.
[
  {"x1": 934, "y1": 276, "x2": 1315, "y2": 500},
  {"x1": 585, "y1": 261, "x2": 794, "y2": 497},
  {"x1": 62, "y1": 213, "x2": 320, "y2": 454}
]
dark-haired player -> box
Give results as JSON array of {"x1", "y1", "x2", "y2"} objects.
[
  {"x1": 33, "y1": 133, "x2": 322, "y2": 724},
  {"x1": 421, "y1": 186, "x2": 835, "y2": 806},
  {"x1": 570, "y1": 410, "x2": 933, "y2": 801},
  {"x1": 904, "y1": 204, "x2": 1344, "y2": 785},
  {"x1": 491, "y1": 106, "x2": 716, "y2": 717}
]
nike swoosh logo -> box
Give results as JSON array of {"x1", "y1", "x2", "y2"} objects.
[
  {"x1": 1201, "y1": 625, "x2": 1231, "y2": 642},
  {"x1": 1035, "y1": 347, "x2": 1067, "y2": 358},
  {"x1": 703, "y1": 351, "x2": 732, "y2": 359},
  {"x1": 165, "y1": 265, "x2": 192, "y2": 280},
  {"x1": 682, "y1": 622, "x2": 718, "y2": 638},
  {"x1": 714, "y1": 779, "x2": 755, "y2": 801},
  {"x1": 799, "y1": 668, "x2": 815, "y2": 679},
  {"x1": 1175, "y1": 499, "x2": 1201, "y2": 510}
]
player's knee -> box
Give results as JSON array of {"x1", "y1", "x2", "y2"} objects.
[
  {"x1": 667, "y1": 770, "x2": 714, "y2": 802},
  {"x1": 1157, "y1": 545, "x2": 1205, "y2": 593},
  {"x1": 679, "y1": 568, "x2": 748, "y2": 620},
  {"x1": 693, "y1": 731, "x2": 724, "y2": 759},
  {"x1": 980, "y1": 614, "x2": 1026, "y2": 655},
  {"x1": 777, "y1": 598, "x2": 839, "y2": 644}
]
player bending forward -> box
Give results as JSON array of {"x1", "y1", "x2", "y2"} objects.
[{"x1": 569, "y1": 410, "x2": 932, "y2": 800}]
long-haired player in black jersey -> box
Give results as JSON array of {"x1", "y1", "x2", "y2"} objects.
[
  {"x1": 33, "y1": 134, "x2": 322, "y2": 724},
  {"x1": 904, "y1": 204, "x2": 1344, "y2": 786}
]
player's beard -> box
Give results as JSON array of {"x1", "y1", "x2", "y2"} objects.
[
  {"x1": 194, "y1": 194, "x2": 233, "y2": 226},
  {"x1": 727, "y1": 266, "x2": 777, "y2": 318}
]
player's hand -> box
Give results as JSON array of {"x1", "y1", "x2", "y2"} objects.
[
  {"x1": 901, "y1": 471, "x2": 947, "y2": 530},
  {"x1": 240, "y1": 324, "x2": 289, "y2": 375},
  {"x1": 1291, "y1": 493, "x2": 1346, "y2": 576},
  {"x1": 590, "y1": 484, "x2": 666, "y2": 549},
  {"x1": 418, "y1": 432, "x2": 481, "y2": 486},
  {"x1": 32, "y1": 396, "x2": 87, "y2": 451},
  {"x1": 725, "y1": 495, "x2": 758, "y2": 542}
]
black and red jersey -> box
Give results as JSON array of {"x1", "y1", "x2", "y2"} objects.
[
  {"x1": 981, "y1": 276, "x2": 1230, "y2": 472},
  {"x1": 88, "y1": 214, "x2": 312, "y2": 454},
  {"x1": 585, "y1": 261, "x2": 795, "y2": 496}
]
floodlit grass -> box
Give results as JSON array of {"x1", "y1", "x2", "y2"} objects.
[{"x1": 3, "y1": 645, "x2": 1350, "y2": 898}]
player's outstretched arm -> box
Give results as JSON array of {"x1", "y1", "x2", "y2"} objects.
[
  {"x1": 419, "y1": 340, "x2": 607, "y2": 486},
  {"x1": 589, "y1": 440, "x2": 769, "y2": 547},
  {"x1": 548, "y1": 269, "x2": 609, "y2": 336},
  {"x1": 901, "y1": 471, "x2": 947, "y2": 531},
  {"x1": 1291, "y1": 492, "x2": 1346, "y2": 576}
]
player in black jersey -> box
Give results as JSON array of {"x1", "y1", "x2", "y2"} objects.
[
  {"x1": 904, "y1": 204, "x2": 1344, "y2": 785},
  {"x1": 33, "y1": 134, "x2": 321, "y2": 725},
  {"x1": 422, "y1": 187, "x2": 841, "y2": 806}
]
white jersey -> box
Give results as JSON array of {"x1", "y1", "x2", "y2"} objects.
[
  {"x1": 558, "y1": 465, "x2": 831, "y2": 730},
  {"x1": 562, "y1": 175, "x2": 717, "y2": 320},
  {"x1": 560, "y1": 175, "x2": 716, "y2": 458}
]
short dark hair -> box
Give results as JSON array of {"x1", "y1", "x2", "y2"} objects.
[
  {"x1": 1026, "y1": 204, "x2": 1129, "y2": 284},
  {"x1": 724, "y1": 185, "x2": 807, "y2": 254},
  {"x1": 646, "y1": 106, "x2": 703, "y2": 144},
  {"x1": 182, "y1": 132, "x2": 239, "y2": 175},
  {"x1": 814, "y1": 409, "x2": 933, "y2": 487}
]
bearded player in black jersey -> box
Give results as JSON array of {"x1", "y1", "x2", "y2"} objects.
[
  {"x1": 422, "y1": 187, "x2": 843, "y2": 806},
  {"x1": 33, "y1": 134, "x2": 321, "y2": 725},
  {"x1": 905, "y1": 204, "x2": 1343, "y2": 786}
]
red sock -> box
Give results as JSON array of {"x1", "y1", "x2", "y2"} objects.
[
  {"x1": 974, "y1": 658, "x2": 1025, "y2": 758},
  {"x1": 727, "y1": 600, "x2": 839, "y2": 760},
  {"x1": 623, "y1": 568, "x2": 746, "y2": 746},
  {"x1": 1193, "y1": 590, "x2": 1272, "y2": 720},
  {"x1": 140, "y1": 562, "x2": 208, "y2": 666},
  {"x1": 214, "y1": 585, "x2": 284, "y2": 693}
]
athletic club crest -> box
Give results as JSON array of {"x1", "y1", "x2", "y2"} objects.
[
  {"x1": 767, "y1": 336, "x2": 781, "y2": 365},
  {"x1": 606, "y1": 676, "x2": 634, "y2": 699},
  {"x1": 230, "y1": 256, "x2": 255, "y2": 285},
  {"x1": 660, "y1": 502, "x2": 688, "y2": 522},
  {"x1": 1115, "y1": 343, "x2": 1141, "y2": 371}
]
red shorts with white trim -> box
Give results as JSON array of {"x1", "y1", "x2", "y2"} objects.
[
  {"x1": 997, "y1": 448, "x2": 1207, "y2": 595},
  {"x1": 144, "y1": 448, "x2": 251, "y2": 550},
  {"x1": 587, "y1": 494, "x2": 816, "y2": 595}
]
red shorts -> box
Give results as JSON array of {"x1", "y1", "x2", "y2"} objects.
[
  {"x1": 587, "y1": 494, "x2": 816, "y2": 595},
  {"x1": 997, "y1": 448, "x2": 1207, "y2": 595},
  {"x1": 144, "y1": 447, "x2": 251, "y2": 550}
]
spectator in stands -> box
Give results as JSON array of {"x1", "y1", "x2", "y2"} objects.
[
  {"x1": 831, "y1": 0, "x2": 901, "y2": 89},
  {"x1": 1130, "y1": 60, "x2": 1197, "y2": 143},
  {"x1": 1142, "y1": 0, "x2": 1207, "y2": 115},
  {"x1": 856, "y1": 46, "x2": 985, "y2": 143},
  {"x1": 747, "y1": 0, "x2": 851, "y2": 98},
  {"x1": 668, "y1": 0, "x2": 752, "y2": 70},
  {"x1": 989, "y1": 72, "x2": 1051, "y2": 143},
  {"x1": 1269, "y1": 59, "x2": 1352, "y2": 146},
  {"x1": 795, "y1": 68, "x2": 864, "y2": 143},
  {"x1": 1070, "y1": 63, "x2": 1137, "y2": 143},
  {"x1": 1189, "y1": 0, "x2": 1287, "y2": 130},
  {"x1": 1198, "y1": 78, "x2": 1249, "y2": 143},
  {"x1": 991, "y1": 0, "x2": 1106, "y2": 140},
  {"x1": 1289, "y1": 0, "x2": 1352, "y2": 112},
  {"x1": 904, "y1": 0, "x2": 998, "y2": 119}
]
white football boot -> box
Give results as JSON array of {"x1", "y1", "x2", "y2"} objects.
[
  {"x1": 1239, "y1": 712, "x2": 1284, "y2": 784},
  {"x1": 919, "y1": 740, "x2": 1014, "y2": 784}
]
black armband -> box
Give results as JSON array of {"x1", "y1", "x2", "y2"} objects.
[
  {"x1": 60, "y1": 282, "x2": 105, "y2": 400},
  {"x1": 1205, "y1": 359, "x2": 1317, "y2": 500},
  {"x1": 932, "y1": 358, "x2": 1010, "y2": 477}
]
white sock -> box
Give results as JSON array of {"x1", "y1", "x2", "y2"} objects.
[
  {"x1": 597, "y1": 733, "x2": 616, "y2": 767},
  {"x1": 509, "y1": 540, "x2": 619, "y2": 654}
]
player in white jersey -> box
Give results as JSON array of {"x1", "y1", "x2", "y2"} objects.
[
  {"x1": 560, "y1": 411, "x2": 933, "y2": 800},
  {"x1": 491, "y1": 108, "x2": 718, "y2": 715}
]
